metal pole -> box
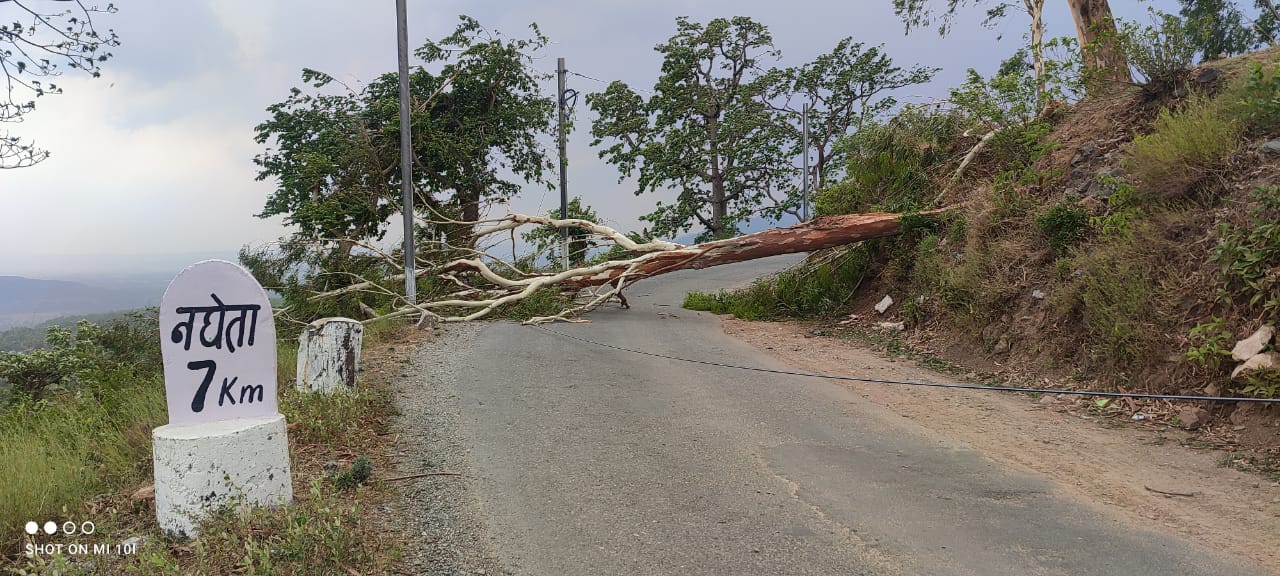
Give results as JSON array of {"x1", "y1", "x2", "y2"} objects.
[
  {"x1": 556, "y1": 57, "x2": 570, "y2": 270},
  {"x1": 396, "y1": 0, "x2": 416, "y2": 304},
  {"x1": 802, "y1": 102, "x2": 810, "y2": 222}
]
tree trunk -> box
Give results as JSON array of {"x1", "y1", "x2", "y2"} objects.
[
  {"x1": 1067, "y1": 0, "x2": 1132, "y2": 84},
  {"x1": 556, "y1": 211, "x2": 922, "y2": 290},
  {"x1": 1027, "y1": 0, "x2": 1046, "y2": 98}
]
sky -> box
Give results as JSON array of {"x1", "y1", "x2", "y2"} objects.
[{"x1": 0, "y1": 0, "x2": 1181, "y2": 278}]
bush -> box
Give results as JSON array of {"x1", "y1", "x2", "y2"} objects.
[
  {"x1": 1128, "y1": 93, "x2": 1241, "y2": 196},
  {"x1": 682, "y1": 246, "x2": 872, "y2": 320},
  {"x1": 1211, "y1": 185, "x2": 1280, "y2": 320},
  {"x1": 818, "y1": 108, "x2": 964, "y2": 216},
  {"x1": 1115, "y1": 9, "x2": 1199, "y2": 91},
  {"x1": 1241, "y1": 62, "x2": 1280, "y2": 131},
  {"x1": 1036, "y1": 203, "x2": 1088, "y2": 252},
  {"x1": 1185, "y1": 317, "x2": 1234, "y2": 373}
]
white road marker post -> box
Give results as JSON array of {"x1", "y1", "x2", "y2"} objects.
[
  {"x1": 296, "y1": 317, "x2": 363, "y2": 395},
  {"x1": 152, "y1": 260, "x2": 293, "y2": 538}
]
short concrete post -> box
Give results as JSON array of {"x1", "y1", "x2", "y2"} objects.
[
  {"x1": 296, "y1": 317, "x2": 363, "y2": 395},
  {"x1": 153, "y1": 260, "x2": 293, "y2": 539}
]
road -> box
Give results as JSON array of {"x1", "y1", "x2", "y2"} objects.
[{"x1": 441, "y1": 255, "x2": 1263, "y2": 576}]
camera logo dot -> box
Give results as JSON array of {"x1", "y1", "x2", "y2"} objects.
[
  {"x1": 43, "y1": 522, "x2": 57, "y2": 535},
  {"x1": 24, "y1": 522, "x2": 38, "y2": 535}
]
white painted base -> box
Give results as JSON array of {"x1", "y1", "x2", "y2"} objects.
[
  {"x1": 296, "y1": 317, "x2": 363, "y2": 395},
  {"x1": 152, "y1": 414, "x2": 293, "y2": 538}
]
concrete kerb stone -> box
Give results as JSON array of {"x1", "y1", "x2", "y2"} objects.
[{"x1": 296, "y1": 317, "x2": 364, "y2": 395}]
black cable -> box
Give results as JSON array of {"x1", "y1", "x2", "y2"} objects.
[{"x1": 534, "y1": 325, "x2": 1280, "y2": 404}]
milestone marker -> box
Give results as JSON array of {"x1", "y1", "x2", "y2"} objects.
[{"x1": 152, "y1": 260, "x2": 292, "y2": 538}]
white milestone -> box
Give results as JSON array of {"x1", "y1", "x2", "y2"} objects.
[
  {"x1": 152, "y1": 259, "x2": 293, "y2": 538},
  {"x1": 296, "y1": 317, "x2": 364, "y2": 395}
]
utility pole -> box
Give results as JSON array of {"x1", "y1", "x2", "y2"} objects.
[
  {"x1": 556, "y1": 57, "x2": 570, "y2": 270},
  {"x1": 801, "y1": 102, "x2": 810, "y2": 222},
  {"x1": 396, "y1": 0, "x2": 416, "y2": 304}
]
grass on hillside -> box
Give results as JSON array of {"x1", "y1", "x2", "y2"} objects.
[{"x1": 2, "y1": 316, "x2": 416, "y2": 574}]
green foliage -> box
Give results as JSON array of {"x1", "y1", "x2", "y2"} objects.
[
  {"x1": 757, "y1": 39, "x2": 936, "y2": 218},
  {"x1": 1241, "y1": 369, "x2": 1280, "y2": 398},
  {"x1": 0, "y1": 316, "x2": 166, "y2": 550},
  {"x1": 1172, "y1": 0, "x2": 1264, "y2": 60},
  {"x1": 1211, "y1": 185, "x2": 1280, "y2": 320},
  {"x1": 1090, "y1": 176, "x2": 1147, "y2": 238},
  {"x1": 0, "y1": 310, "x2": 160, "y2": 401},
  {"x1": 520, "y1": 197, "x2": 602, "y2": 266},
  {"x1": 682, "y1": 247, "x2": 872, "y2": 319},
  {"x1": 500, "y1": 288, "x2": 576, "y2": 321},
  {"x1": 0, "y1": 2, "x2": 119, "y2": 168},
  {"x1": 254, "y1": 15, "x2": 554, "y2": 242},
  {"x1": 1056, "y1": 246, "x2": 1155, "y2": 367},
  {"x1": 817, "y1": 108, "x2": 964, "y2": 215},
  {"x1": 1036, "y1": 203, "x2": 1088, "y2": 252},
  {"x1": 588, "y1": 16, "x2": 779, "y2": 241},
  {"x1": 1241, "y1": 62, "x2": 1280, "y2": 130},
  {"x1": 1128, "y1": 93, "x2": 1242, "y2": 196},
  {"x1": 1115, "y1": 9, "x2": 1200, "y2": 90},
  {"x1": 1184, "y1": 317, "x2": 1235, "y2": 372},
  {"x1": 330, "y1": 456, "x2": 373, "y2": 491}
]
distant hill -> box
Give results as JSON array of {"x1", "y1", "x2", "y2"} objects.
[{"x1": 0, "y1": 276, "x2": 159, "y2": 331}]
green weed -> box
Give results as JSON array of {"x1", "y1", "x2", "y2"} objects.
[
  {"x1": 1128, "y1": 93, "x2": 1242, "y2": 197},
  {"x1": 1036, "y1": 203, "x2": 1088, "y2": 252}
]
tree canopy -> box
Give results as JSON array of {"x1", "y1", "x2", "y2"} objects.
[
  {"x1": 252, "y1": 15, "x2": 554, "y2": 248},
  {"x1": 1, "y1": 0, "x2": 118, "y2": 169}
]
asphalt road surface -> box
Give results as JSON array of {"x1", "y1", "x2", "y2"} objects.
[{"x1": 442, "y1": 255, "x2": 1264, "y2": 576}]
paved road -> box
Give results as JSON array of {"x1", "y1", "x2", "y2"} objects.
[{"x1": 443, "y1": 255, "x2": 1263, "y2": 576}]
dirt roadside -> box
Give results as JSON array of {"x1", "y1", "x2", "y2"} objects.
[{"x1": 721, "y1": 317, "x2": 1280, "y2": 573}]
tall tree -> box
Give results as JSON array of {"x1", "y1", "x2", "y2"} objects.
[
  {"x1": 1178, "y1": 0, "x2": 1277, "y2": 60},
  {"x1": 1066, "y1": 0, "x2": 1131, "y2": 83},
  {"x1": 1, "y1": 0, "x2": 118, "y2": 169},
  {"x1": 760, "y1": 39, "x2": 936, "y2": 218},
  {"x1": 253, "y1": 15, "x2": 554, "y2": 249},
  {"x1": 588, "y1": 16, "x2": 781, "y2": 241}
]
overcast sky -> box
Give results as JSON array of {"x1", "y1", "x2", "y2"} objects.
[{"x1": 0, "y1": 0, "x2": 1178, "y2": 277}]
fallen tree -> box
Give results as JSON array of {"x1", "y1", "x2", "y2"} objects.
[{"x1": 304, "y1": 209, "x2": 948, "y2": 325}]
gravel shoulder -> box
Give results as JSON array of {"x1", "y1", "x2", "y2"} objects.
[
  {"x1": 386, "y1": 322, "x2": 509, "y2": 576},
  {"x1": 721, "y1": 317, "x2": 1280, "y2": 574}
]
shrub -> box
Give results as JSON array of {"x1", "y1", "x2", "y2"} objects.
[
  {"x1": 1128, "y1": 93, "x2": 1242, "y2": 196},
  {"x1": 683, "y1": 246, "x2": 872, "y2": 320},
  {"x1": 1036, "y1": 203, "x2": 1088, "y2": 252},
  {"x1": 1211, "y1": 185, "x2": 1280, "y2": 320},
  {"x1": 1241, "y1": 62, "x2": 1280, "y2": 131},
  {"x1": 1185, "y1": 317, "x2": 1234, "y2": 373},
  {"x1": 1115, "y1": 9, "x2": 1199, "y2": 91}
]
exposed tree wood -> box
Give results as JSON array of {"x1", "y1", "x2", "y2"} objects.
[
  {"x1": 1067, "y1": 0, "x2": 1132, "y2": 85},
  {"x1": 305, "y1": 208, "x2": 953, "y2": 325}
]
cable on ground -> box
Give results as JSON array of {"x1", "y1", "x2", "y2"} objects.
[{"x1": 534, "y1": 325, "x2": 1280, "y2": 404}]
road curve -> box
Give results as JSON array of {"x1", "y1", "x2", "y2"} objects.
[{"x1": 439, "y1": 255, "x2": 1263, "y2": 576}]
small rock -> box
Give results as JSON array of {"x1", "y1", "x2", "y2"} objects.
[
  {"x1": 1231, "y1": 325, "x2": 1275, "y2": 361},
  {"x1": 1030, "y1": 289, "x2": 1046, "y2": 300},
  {"x1": 993, "y1": 337, "x2": 1011, "y2": 354},
  {"x1": 122, "y1": 536, "x2": 143, "y2": 548},
  {"x1": 874, "y1": 295, "x2": 894, "y2": 314},
  {"x1": 1131, "y1": 412, "x2": 1147, "y2": 421},
  {"x1": 1231, "y1": 403, "x2": 1259, "y2": 425},
  {"x1": 1232, "y1": 351, "x2": 1280, "y2": 379},
  {"x1": 1204, "y1": 382, "x2": 1223, "y2": 397},
  {"x1": 1260, "y1": 140, "x2": 1280, "y2": 155},
  {"x1": 130, "y1": 485, "x2": 155, "y2": 502},
  {"x1": 1178, "y1": 406, "x2": 1211, "y2": 430},
  {"x1": 323, "y1": 461, "x2": 341, "y2": 471},
  {"x1": 875, "y1": 321, "x2": 905, "y2": 332},
  {"x1": 1233, "y1": 425, "x2": 1247, "y2": 431},
  {"x1": 1075, "y1": 142, "x2": 1098, "y2": 162},
  {"x1": 1039, "y1": 395, "x2": 1059, "y2": 405}
]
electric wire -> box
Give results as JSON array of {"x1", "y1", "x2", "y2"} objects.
[{"x1": 535, "y1": 325, "x2": 1280, "y2": 404}]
